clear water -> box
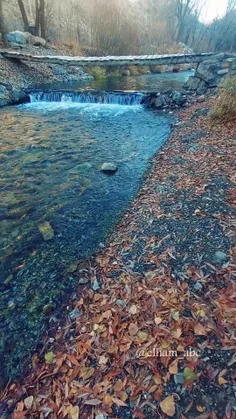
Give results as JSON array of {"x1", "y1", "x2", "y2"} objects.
[
  {"x1": 34, "y1": 70, "x2": 194, "y2": 92},
  {"x1": 0, "y1": 72, "x2": 189, "y2": 378}
]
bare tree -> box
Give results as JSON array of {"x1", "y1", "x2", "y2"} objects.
[
  {"x1": 39, "y1": 0, "x2": 45, "y2": 38},
  {"x1": 17, "y1": 0, "x2": 30, "y2": 32},
  {"x1": 0, "y1": 0, "x2": 7, "y2": 44}
]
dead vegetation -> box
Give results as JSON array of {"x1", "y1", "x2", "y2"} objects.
[{"x1": 210, "y1": 76, "x2": 236, "y2": 123}]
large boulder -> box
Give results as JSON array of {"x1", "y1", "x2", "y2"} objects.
[
  {"x1": 195, "y1": 60, "x2": 221, "y2": 87},
  {"x1": 0, "y1": 82, "x2": 28, "y2": 107},
  {"x1": 32, "y1": 35, "x2": 47, "y2": 47},
  {"x1": 7, "y1": 31, "x2": 31, "y2": 45},
  {"x1": 0, "y1": 85, "x2": 11, "y2": 107},
  {"x1": 184, "y1": 76, "x2": 208, "y2": 95},
  {"x1": 7, "y1": 31, "x2": 46, "y2": 47},
  {"x1": 155, "y1": 94, "x2": 165, "y2": 108}
]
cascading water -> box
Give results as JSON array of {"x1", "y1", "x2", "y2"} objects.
[{"x1": 29, "y1": 90, "x2": 144, "y2": 106}]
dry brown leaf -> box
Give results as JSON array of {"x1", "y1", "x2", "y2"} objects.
[
  {"x1": 169, "y1": 359, "x2": 178, "y2": 374},
  {"x1": 68, "y1": 405, "x2": 80, "y2": 419},
  {"x1": 113, "y1": 379, "x2": 123, "y2": 392},
  {"x1": 218, "y1": 376, "x2": 227, "y2": 385},
  {"x1": 194, "y1": 323, "x2": 206, "y2": 336},
  {"x1": 154, "y1": 317, "x2": 162, "y2": 325},
  {"x1": 160, "y1": 395, "x2": 175, "y2": 416},
  {"x1": 111, "y1": 397, "x2": 128, "y2": 407},
  {"x1": 103, "y1": 393, "x2": 112, "y2": 405},
  {"x1": 138, "y1": 331, "x2": 148, "y2": 341},
  {"x1": 24, "y1": 396, "x2": 33, "y2": 410},
  {"x1": 128, "y1": 323, "x2": 139, "y2": 336},
  {"x1": 129, "y1": 305, "x2": 138, "y2": 315},
  {"x1": 84, "y1": 399, "x2": 102, "y2": 406}
]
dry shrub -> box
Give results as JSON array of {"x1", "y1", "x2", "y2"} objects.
[
  {"x1": 127, "y1": 66, "x2": 150, "y2": 75},
  {"x1": 88, "y1": 66, "x2": 106, "y2": 79},
  {"x1": 210, "y1": 76, "x2": 236, "y2": 123},
  {"x1": 150, "y1": 65, "x2": 168, "y2": 73}
]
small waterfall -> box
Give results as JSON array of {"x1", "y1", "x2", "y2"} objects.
[{"x1": 30, "y1": 90, "x2": 144, "y2": 106}]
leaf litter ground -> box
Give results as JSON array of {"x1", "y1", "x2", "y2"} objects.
[{"x1": 1, "y1": 97, "x2": 236, "y2": 419}]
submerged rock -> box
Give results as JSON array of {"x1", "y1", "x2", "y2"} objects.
[
  {"x1": 69, "y1": 162, "x2": 92, "y2": 174},
  {"x1": 100, "y1": 163, "x2": 117, "y2": 173},
  {"x1": 38, "y1": 221, "x2": 54, "y2": 241}
]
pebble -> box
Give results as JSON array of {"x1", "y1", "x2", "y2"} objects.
[
  {"x1": 78, "y1": 277, "x2": 89, "y2": 285},
  {"x1": 193, "y1": 281, "x2": 203, "y2": 291},
  {"x1": 4, "y1": 274, "x2": 13, "y2": 285},
  {"x1": 38, "y1": 221, "x2": 54, "y2": 241},
  {"x1": 69, "y1": 308, "x2": 81, "y2": 320},
  {"x1": 8, "y1": 300, "x2": 16, "y2": 310},
  {"x1": 116, "y1": 299, "x2": 126, "y2": 307},
  {"x1": 213, "y1": 251, "x2": 228, "y2": 263},
  {"x1": 67, "y1": 262, "x2": 78, "y2": 273},
  {"x1": 174, "y1": 373, "x2": 185, "y2": 384},
  {"x1": 92, "y1": 278, "x2": 100, "y2": 291},
  {"x1": 100, "y1": 162, "x2": 117, "y2": 173}
]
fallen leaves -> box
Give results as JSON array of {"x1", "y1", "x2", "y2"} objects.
[
  {"x1": 67, "y1": 405, "x2": 80, "y2": 419},
  {"x1": 160, "y1": 395, "x2": 176, "y2": 416},
  {"x1": 2, "y1": 97, "x2": 236, "y2": 419}
]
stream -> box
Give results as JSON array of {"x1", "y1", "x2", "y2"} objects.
[{"x1": 0, "y1": 71, "x2": 191, "y2": 379}]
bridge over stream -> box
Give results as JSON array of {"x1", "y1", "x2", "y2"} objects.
[{"x1": 0, "y1": 51, "x2": 234, "y2": 67}]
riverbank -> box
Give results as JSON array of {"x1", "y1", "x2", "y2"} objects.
[
  {"x1": 0, "y1": 44, "x2": 92, "y2": 106},
  {"x1": 1, "y1": 96, "x2": 235, "y2": 418}
]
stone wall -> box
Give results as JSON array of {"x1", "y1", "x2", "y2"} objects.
[{"x1": 184, "y1": 58, "x2": 236, "y2": 95}]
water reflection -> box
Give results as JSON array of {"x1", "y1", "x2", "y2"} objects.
[{"x1": 34, "y1": 70, "x2": 194, "y2": 93}]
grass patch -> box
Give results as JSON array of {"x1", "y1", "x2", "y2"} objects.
[{"x1": 210, "y1": 76, "x2": 236, "y2": 123}]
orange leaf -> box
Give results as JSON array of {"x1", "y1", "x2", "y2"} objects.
[
  {"x1": 194, "y1": 323, "x2": 206, "y2": 336},
  {"x1": 103, "y1": 393, "x2": 112, "y2": 405},
  {"x1": 113, "y1": 379, "x2": 123, "y2": 392},
  {"x1": 197, "y1": 405, "x2": 206, "y2": 412},
  {"x1": 218, "y1": 376, "x2": 227, "y2": 385},
  {"x1": 16, "y1": 402, "x2": 24, "y2": 413},
  {"x1": 12, "y1": 413, "x2": 26, "y2": 419},
  {"x1": 153, "y1": 386, "x2": 163, "y2": 401},
  {"x1": 160, "y1": 396, "x2": 175, "y2": 416},
  {"x1": 169, "y1": 359, "x2": 178, "y2": 374}
]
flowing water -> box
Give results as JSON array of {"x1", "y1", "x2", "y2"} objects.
[{"x1": 0, "y1": 72, "x2": 189, "y2": 379}]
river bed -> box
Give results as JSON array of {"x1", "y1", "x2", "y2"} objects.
[{"x1": 0, "y1": 71, "x2": 190, "y2": 379}]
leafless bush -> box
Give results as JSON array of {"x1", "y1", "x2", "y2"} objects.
[{"x1": 210, "y1": 76, "x2": 236, "y2": 123}]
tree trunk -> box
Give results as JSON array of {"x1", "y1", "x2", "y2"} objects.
[
  {"x1": 17, "y1": 0, "x2": 30, "y2": 32},
  {"x1": 0, "y1": 0, "x2": 7, "y2": 45},
  {"x1": 39, "y1": 0, "x2": 45, "y2": 39},
  {"x1": 35, "y1": 0, "x2": 40, "y2": 36}
]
